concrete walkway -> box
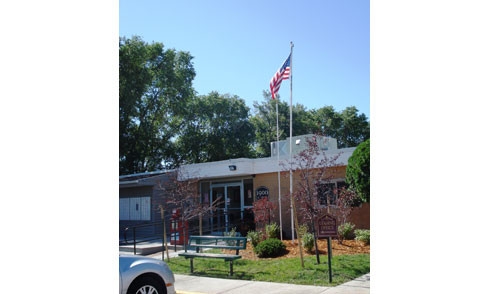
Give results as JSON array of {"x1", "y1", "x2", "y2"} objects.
[{"x1": 173, "y1": 272, "x2": 370, "y2": 294}]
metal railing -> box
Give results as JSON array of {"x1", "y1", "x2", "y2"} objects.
[
  {"x1": 120, "y1": 222, "x2": 165, "y2": 254},
  {"x1": 119, "y1": 220, "x2": 244, "y2": 255}
]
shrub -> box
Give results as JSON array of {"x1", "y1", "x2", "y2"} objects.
[
  {"x1": 247, "y1": 230, "x2": 263, "y2": 248},
  {"x1": 338, "y1": 222, "x2": 356, "y2": 244},
  {"x1": 265, "y1": 222, "x2": 280, "y2": 239},
  {"x1": 302, "y1": 232, "x2": 315, "y2": 252},
  {"x1": 224, "y1": 227, "x2": 237, "y2": 237},
  {"x1": 224, "y1": 227, "x2": 238, "y2": 245},
  {"x1": 355, "y1": 229, "x2": 370, "y2": 245},
  {"x1": 297, "y1": 224, "x2": 308, "y2": 238},
  {"x1": 253, "y1": 238, "x2": 286, "y2": 258}
]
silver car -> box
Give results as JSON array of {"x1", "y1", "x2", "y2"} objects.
[{"x1": 119, "y1": 255, "x2": 176, "y2": 294}]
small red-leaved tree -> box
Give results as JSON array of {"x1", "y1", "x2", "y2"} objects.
[
  {"x1": 283, "y1": 135, "x2": 342, "y2": 265},
  {"x1": 332, "y1": 187, "x2": 358, "y2": 225},
  {"x1": 251, "y1": 197, "x2": 277, "y2": 236},
  {"x1": 331, "y1": 186, "x2": 358, "y2": 244},
  {"x1": 157, "y1": 168, "x2": 221, "y2": 241}
]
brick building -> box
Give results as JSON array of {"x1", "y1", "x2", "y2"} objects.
[
  {"x1": 180, "y1": 134, "x2": 370, "y2": 239},
  {"x1": 120, "y1": 134, "x2": 369, "y2": 240}
]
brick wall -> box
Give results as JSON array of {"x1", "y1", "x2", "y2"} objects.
[
  {"x1": 253, "y1": 168, "x2": 370, "y2": 239},
  {"x1": 347, "y1": 202, "x2": 370, "y2": 230}
]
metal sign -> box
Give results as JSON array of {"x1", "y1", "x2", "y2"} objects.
[
  {"x1": 255, "y1": 186, "x2": 270, "y2": 200},
  {"x1": 316, "y1": 214, "x2": 337, "y2": 238}
]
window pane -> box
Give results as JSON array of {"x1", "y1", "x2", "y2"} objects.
[
  {"x1": 130, "y1": 198, "x2": 140, "y2": 220},
  {"x1": 201, "y1": 181, "x2": 210, "y2": 205},
  {"x1": 317, "y1": 183, "x2": 335, "y2": 206},
  {"x1": 244, "y1": 179, "x2": 254, "y2": 206},
  {"x1": 119, "y1": 198, "x2": 130, "y2": 220},
  {"x1": 140, "y1": 197, "x2": 151, "y2": 221}
]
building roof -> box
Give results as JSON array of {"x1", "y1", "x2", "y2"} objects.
[
  {"x1": 179, "y1": 147, "x2": 355, "y2": 180},
  {"x1": 119, "y1": 170, "x2": 175, "y2": 187},
  {"x1": 120, "y1": 135, "x2": 357, "y2": 183}
]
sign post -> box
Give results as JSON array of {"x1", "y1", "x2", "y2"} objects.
[
  {"x1": 159, "y1": 205, "x2": 170, "y2": 261},
  {"x1": 316, "y1": 214, "x2": 337, "y2": 283}
]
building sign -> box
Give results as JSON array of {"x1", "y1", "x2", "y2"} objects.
[
  {"x1": 255, "y1": 186, "x2": 270, "y2": 200},
  {"x1": 316, "y1": 214, "x2": 337, "y2": 237}
]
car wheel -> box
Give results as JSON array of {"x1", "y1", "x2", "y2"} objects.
[{"x1": 127, "y1": 276, "x2": 166, "y2": 294}]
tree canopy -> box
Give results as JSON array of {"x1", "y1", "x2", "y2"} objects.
[
  {"x1": 250, "y1": 94, "x2": 370, "y2": 157},
  {"x1": 174, "y1": 91, "x2": 255, "y2": 164},
  {"x1": 119, "y1": 36, "x2": 196, "y2": 174},
  {"x1": 312, "y1": 106, "x2": 370, "y2": 148},
  {"x1": 345, "y1": 139, "x2": 370, "y2": 203},
  {"x1": 119, "y1": 35, "x2": 370, "y2": 175}
]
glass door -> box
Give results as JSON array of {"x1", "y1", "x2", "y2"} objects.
[
  {"x1": 226, "y1": 185, "x2": 242, "y2": 229},
  {"x1": 211, "y1": 186, "x2": 225, "y2": 232},
  {"x1": 210, "y1": 182, "x2": 242, "y2": 233}
]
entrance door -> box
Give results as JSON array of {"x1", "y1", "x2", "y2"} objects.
[
  {"x1": 211, "y1": 183, "x2": 242, "y2": 233},
  {"x1": 211, "y1": 186, "x2": 225, "y2": 231},
  {"x1": 226, "y1": 185, "x2": 241, "y2": 228}
]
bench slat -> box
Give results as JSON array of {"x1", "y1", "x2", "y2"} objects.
[
  {"x1": 190, "y1": 244, "x2": 245, "y2": 250},
  {"x1": 179, "y1": 252, "x2": 242, "y2": 260}
]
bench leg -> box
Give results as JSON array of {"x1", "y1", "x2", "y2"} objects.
[
  {"x1": 190, "y1": 258, "x2": 194, "y2": 273},
  {"x1": 229, "y1": 260, "x2": 233, "y2": 276}
]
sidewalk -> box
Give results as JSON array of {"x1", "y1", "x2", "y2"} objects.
[
  {"x1": 174, "y1": 272, "x2": 370, "y2": 294},
  {"x1": 138, "y1": 249, "x2": 370, "y2": 294}
]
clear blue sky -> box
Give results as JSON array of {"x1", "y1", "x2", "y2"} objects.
[{"x1": 119, "y1": 0, "x2": 370, "y2": 119}]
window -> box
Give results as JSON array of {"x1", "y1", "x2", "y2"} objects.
[
  {"x1": 318, "y1": 183, "x2": 336, "y2": 206},
  {"x1": 337, "y1": 181, "x2": 347, "y2": 191},
  {"x1": 317, "y1": 181, "x2": 346, "y2": 207},
  {"x1": 119, "y1": 196, "x2": 151, "y2": 221},
  {"x1": 200, "y1": 181, "x2": 211, "y2": 205},
  {"x1": 244, "y1": 179, "x2": 254, "y2": 206}
]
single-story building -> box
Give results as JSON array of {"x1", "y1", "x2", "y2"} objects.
[{"x1": 119, "y1": 134, "x2": 370, "y2": 240}]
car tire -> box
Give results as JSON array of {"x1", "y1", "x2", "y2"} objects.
[{"x1": 127, "y1": 276, "x2": 166, "y2": 294}]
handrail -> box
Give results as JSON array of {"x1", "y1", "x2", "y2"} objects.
[{"x1": 119, "y1": 221, "x2": 238, "y2": 255}]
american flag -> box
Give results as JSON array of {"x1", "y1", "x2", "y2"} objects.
[{"x1": 269, "y1": 53, "x2": 291, "y2": 99}]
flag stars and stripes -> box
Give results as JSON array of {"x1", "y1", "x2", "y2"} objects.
[{"x1": 269, "y1": 54, "x2": 291, "y2": 99}]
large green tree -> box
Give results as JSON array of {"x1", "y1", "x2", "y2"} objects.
[
  {"x1": 250, "y1": 91, "x2": 319, "y2": 158},
  {"x1": 250, "y1": 91, "x2": 289, "y2": 157},
  {"x1": 314, "y1": 106, "x2": 369, "y2": 148},
  {"x1": 251, "y1": 94, "x2": 370, "y2": 156},
  {"x1": 345, "y1": 139, "x2": 370, "y2": 203},
  {"x1": 119, "y1": 36, "x2": 196, "y2": 174},
  {"x1": 174, "y1": 91, "x2": 255, "y2": 164}
]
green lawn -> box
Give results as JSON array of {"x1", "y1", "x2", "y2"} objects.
[{"x1": 167, "y1": 252, "x2": 370, "y2": 287}]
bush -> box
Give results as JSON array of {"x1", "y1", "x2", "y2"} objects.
[
  {"x1": 302, "y1": 232, "x2": 315, "y2": 252},
  {"x1": 224, "y1": 227, "x2": 237, "y2": 237},
  {"x1": 254, "y1": 238, "x2": 286, "y2": 258},
  {"x1": 338, "y1": 222, "x2": 356, "y2": 243},
  {"x1": 247, "y1": 230, "x2": 263, "y2": 248},
  {"x1": 355, "y1": 229, "x2": 370, "y2": 245},
  {"x1": 265, "y1": 222, "x2": 280, "y2": 239},
  {"x1": 297, "y1": 224, "x2": 308, "y2": 238},
  {"x1": 224, "y1": 227, "x2": 238, "y2": 245}
]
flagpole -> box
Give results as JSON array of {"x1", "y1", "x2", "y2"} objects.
[
  {"x1": 276, "y1": 99, "x2": 283, "y2": 240},
  {"x1": 289, "y1": 41, "x2": 294, "y2": 242}
]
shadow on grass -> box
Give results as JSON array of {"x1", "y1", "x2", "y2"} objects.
[
  {"x1": 188, "y1": 268, "x2": 260, "y2": 280},
  {"x1": 168, "y1": 259, "x2": 261, "y2": 280}
]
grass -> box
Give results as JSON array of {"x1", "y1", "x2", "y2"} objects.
[{"x1": 166, "y1": 250, "x2": 369, "y2": 287}]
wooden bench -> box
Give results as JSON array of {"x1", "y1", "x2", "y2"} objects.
[{"x1": 178, "y1": 235, "x2": 248, "y2": 276}]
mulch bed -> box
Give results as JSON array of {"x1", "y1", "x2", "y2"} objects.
[{"x1": 225, "y1": 239, "x2": 370, "y2": 260}]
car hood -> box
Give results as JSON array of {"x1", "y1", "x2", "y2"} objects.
[{"x1": 119, "y1": 254, "x2": 166, "y2": 271}]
